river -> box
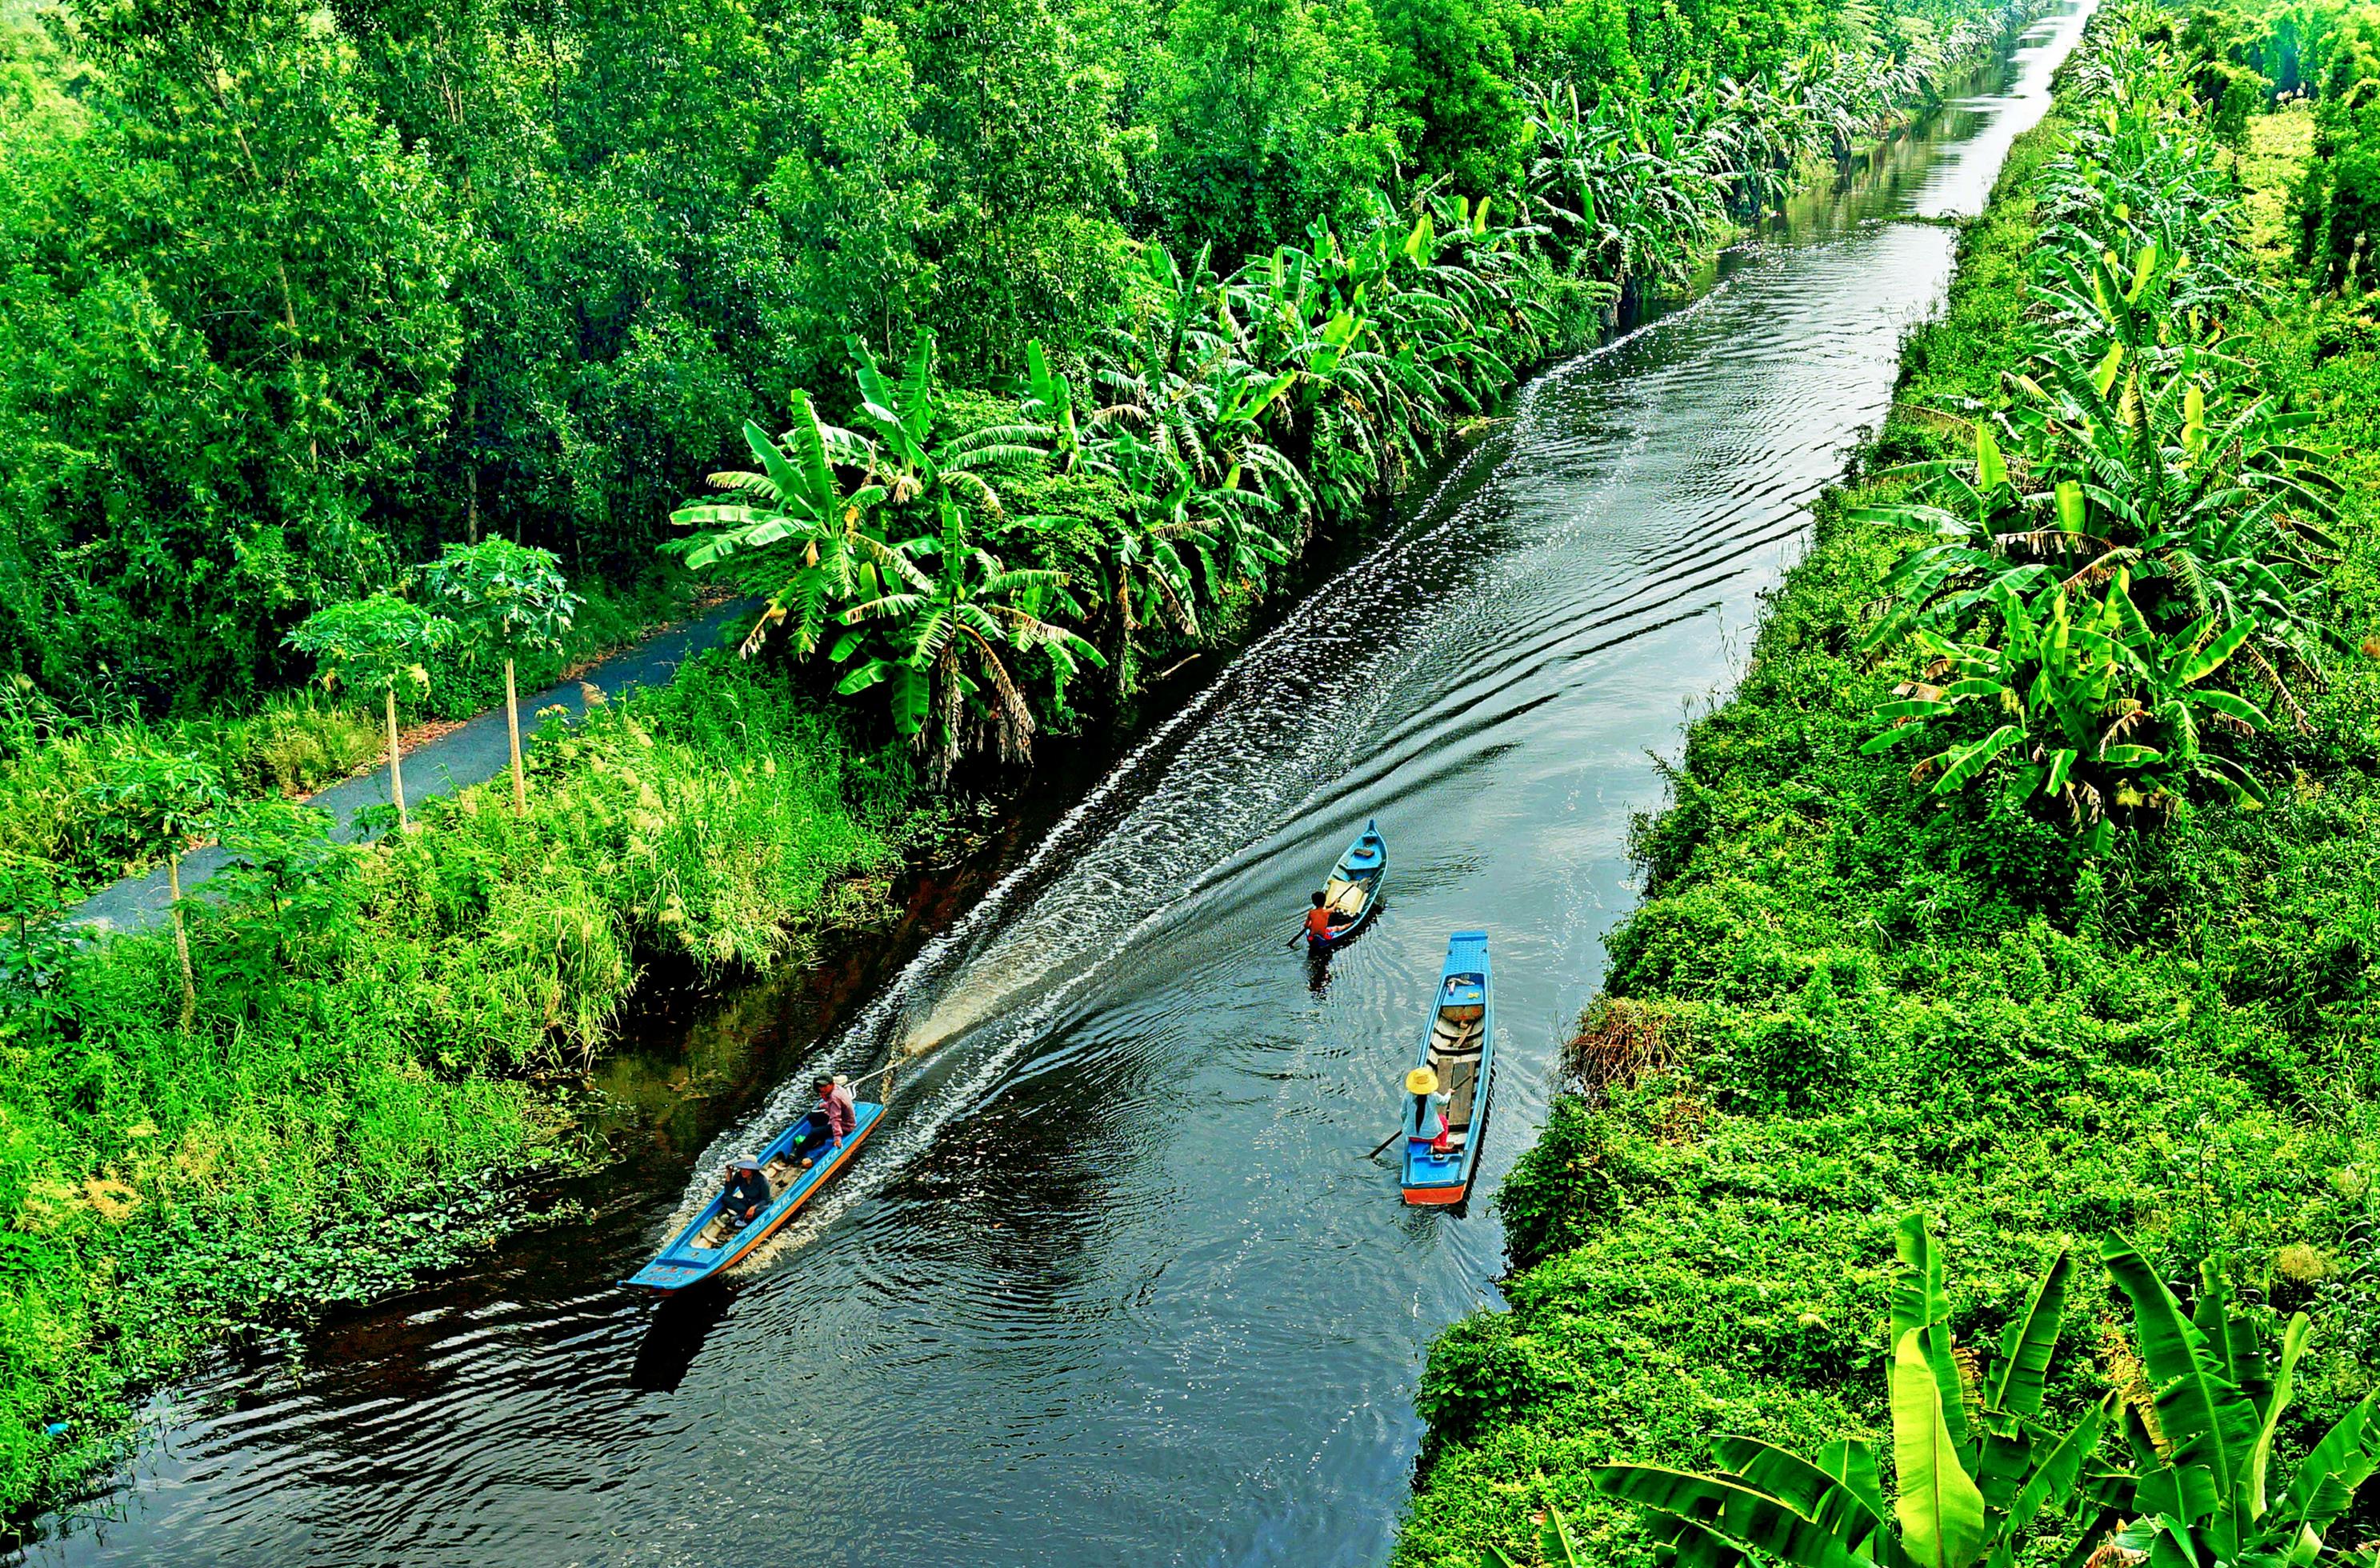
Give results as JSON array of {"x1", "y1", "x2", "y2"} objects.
[{"x1": 21, "y1": 8, "x2": 2088, "y2": 1562}]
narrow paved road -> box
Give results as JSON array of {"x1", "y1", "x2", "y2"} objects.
[{"x1": 68, "y1": 601, "x2": 752, "y2": 934}]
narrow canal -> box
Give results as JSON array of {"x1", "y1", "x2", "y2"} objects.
[{"x1": 25, "y1": 9, "x2": 2088, "y2": 1562}]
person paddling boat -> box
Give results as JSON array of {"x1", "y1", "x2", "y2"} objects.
[
  {"x1": 1304, "y1": 891, "x2": 1339, "y2": 943},
  {"x1": 1299, "y1": 822, "x2": 1387, "y2": 946}
]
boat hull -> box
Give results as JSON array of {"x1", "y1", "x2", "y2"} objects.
[
  {"x1": 1399, "y1": 930, "x2": 1493, "y2": 1207},
  {"x1": 626, "y1": 1101, "x2": 882, "y2": 1294},
  {"x1": 1310, "y1": 821, "x2": 1387, "y2": 944}
]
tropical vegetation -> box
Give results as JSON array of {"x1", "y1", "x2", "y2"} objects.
[
  {"x1": 1398, "y1": 4, "x2": 2380, "y2": 1564},
  {"x1": 0, "y1": 0, "x2": 2051, "y2": 1522},
  {"x1": 0, "y1": 658, "x2": 913, "y2": 1519}
]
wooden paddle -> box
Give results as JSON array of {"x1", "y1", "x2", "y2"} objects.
[{"x1": 1366, "y1": 1128, "x2": 1403, "y2": 1159}]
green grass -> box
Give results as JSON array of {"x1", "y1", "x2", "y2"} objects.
[
  {"x1": 0, "y1": 692, "x2": 384, "y2": 895},
  {"x1": 1394, "y1": 86, "x2": 2380, "y2": 1568},
  {"x1": 0, "y1": 656, "x2": 915, "y2": 1516},
  {"x1": 0, "y1": 573, "x2": 696, "y2": 897}
]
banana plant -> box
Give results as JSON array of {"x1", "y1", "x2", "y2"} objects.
[
  {"x1": 1187, "y1": 483, "x2": 1290, "y2": 603},
  {"x1": 1588, "y1": 1216, "x2": 2104, "y2": 1568},
  {"x1": 1865, "y1": 569, "x2": 2273, "y2": 836},
  {"x1": 2085, "y1": 1235, "x2": 2380, "y2": 1568},
  {"x1": 1088, "y1": 244, "x2": 1236, "y2": 491},
  {"x1": 1202, "y1": 363, "x2": 1297, "y2": 493},
  {"x1": 1520, "y1": 81, "x2": 1734, "y2": 289},
  {"x1": 846, "y1": 329, "x2": 1049, "y2": 514},
  {"x1": 1856, "y1": 422, "x2": 2052, "y2": 655},
  {"x1": 1021, "y1": 339, "x2": 1088, "y2": 477},
  {"x1": 1866, "y1": 290, "x2": 2339, "y2": 673},
  {"x1": 831, "y1": 505, "x2": 1104, "y2": 784},
  {"x1": 664, "y1": 394, "x2": 897, "y2": 658},
  {"x1": 1482, "y1": 1506, "x2": 1591, "y2": 1568},
  {"x1": 1080, "y1": 430, "x2": 1207, "y2": 694}
]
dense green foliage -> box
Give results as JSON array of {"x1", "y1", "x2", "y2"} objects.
[
  {"x1": 1859, "y1": 26, "x2": 2342, "y2": 835},
  {"x1": 0, "y1": 0, "x2": 2017, "y2": 722},
  {"x1": 1398, "y1": 7, "x2": 2380, "y2": 1566},
  {"x1": 1580, "y1": 1219, "x2": 2380, "y2": 1568},
  {"x1": 0, "y1": 660, "x2": 910, "y2": 1514},
  {"x1": 0, "y1": 0, "x2": 2045, "y2": 1526},
  {"x1": 661, "y1": 8, "x2": 2039, "y2": 779}
]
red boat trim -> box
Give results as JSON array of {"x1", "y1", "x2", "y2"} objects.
[{"x1": 1401, "y1": 1183, "x2": 1467, "y2": 1206}]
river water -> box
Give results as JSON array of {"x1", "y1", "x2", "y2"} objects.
[{"x1": 22, "y1": 9, "x2": 2087, "y2": 1563}]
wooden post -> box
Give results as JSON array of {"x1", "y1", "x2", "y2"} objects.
[
  {"x1": 506, "y1": 657, "x2": 526, "y2": 816},
  {"x1": 386, "y1": 687, "x2": 408, "y2": 831}
]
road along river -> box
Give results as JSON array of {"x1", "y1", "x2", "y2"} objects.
[{"x1": 22, "y1": 9, "x2": 2088, "y2": 1563}]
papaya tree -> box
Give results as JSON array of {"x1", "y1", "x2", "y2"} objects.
[
  {"x1": 283, "y1": 593, "x2": 453, "y2": 831},
  {"x1": 422, "y1": 538, "x2": 580, "y2": 815},
  {"x1": 85, "y1": 750, "x2": 226, "y2": 1032}
]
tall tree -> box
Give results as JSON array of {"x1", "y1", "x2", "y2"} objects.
[
  {"x1": 1375, "y1": 0, "x2": 1526, "y2": 196},
  {"x1": 1149, "y1": 0, "x2": 1398, "y2": 257},
  {"x1": 904, "y1": 0, "x2": 1138, "y2": 373},
  {"x1": 743, "y1": 17, "x2": 941, "y2": 382},
  {"x1": 0, "y1": 0, "x2": 466, "y2": 707}
]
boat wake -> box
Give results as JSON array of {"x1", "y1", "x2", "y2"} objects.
[{"x1": 659, "y1": 278, "x2": 1777, "y2": 1274}]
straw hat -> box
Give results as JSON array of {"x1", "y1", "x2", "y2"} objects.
[{"x1": 1405, "y1": 1066, "x2": 1440, "y2": 1096}]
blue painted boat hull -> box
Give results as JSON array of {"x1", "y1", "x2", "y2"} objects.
[
  {"x1": 1309, "y1": 820, "x2": 1387, "y2": 944},
  {"x1": 1402, "y1": 931, "x2": 1492, "y2": 1206},
  {"x1": 626, "y1": 1102, "x2": 883, "y2": 1293}
]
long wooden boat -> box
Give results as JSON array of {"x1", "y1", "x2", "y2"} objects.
[
  {"x1": 625, "y1": 1100, "x2": 883, "y2": 1293},
  {"x1": 1309, "y1": 820, "x2": 1387, "y2": 944},
  {"x1": 1402, "y1": 930, "x2": 1493, "y2": 1206}
]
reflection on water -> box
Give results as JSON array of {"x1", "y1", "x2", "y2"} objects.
[{"x1": 22, "y1": 9, "x2": 2090, "y2": 1566}]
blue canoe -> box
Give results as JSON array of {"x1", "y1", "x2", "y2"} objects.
[
  {"x1": 1402, "y1": 931, "x2": 1493, "y2": 1206},
  {"x1": 1309, "y1": 820, "x2": 1387, "y2": 944},
  {"x1": 626, "y1": 1101, "x2": 883, "y2": 1293}
]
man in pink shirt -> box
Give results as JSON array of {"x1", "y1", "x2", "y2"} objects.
[{"x1": 794, "y1": 1075, "x2": 857, "y2": 1170}]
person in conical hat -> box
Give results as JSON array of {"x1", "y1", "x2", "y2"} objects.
[
  {"x1": 721, "y1": 1158, "x2": 772, "y2": 1226},
  {"x1": 1404, "y1": 1066, "x2": 1455, "y2": 1158}
]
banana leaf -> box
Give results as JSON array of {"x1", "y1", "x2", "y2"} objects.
[
  {"x1": 1592, "y1": 1466, "x2": 1867, "y2": 1568},
  {"x1": 1988, "y1": 1249, "x2": 2072, "y2": 1418},
  {"x1": 2102, "y1": 1234, "x2": 2261, "y2": 1511},
  {"x1": 1890, "y1": 1329, "x2": 1986, "y2": 1568}
]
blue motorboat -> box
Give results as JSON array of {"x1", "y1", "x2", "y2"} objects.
[
  {"x1": 1402, "y1": 931, "x2": 1492, "y2": 1206},
  {"x1": 626, "y1": 1100, "x2": 884, "y2": 1292},
  {"x1": 1309, "y1": 820, "x2": 1387, "y2": 943}
]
